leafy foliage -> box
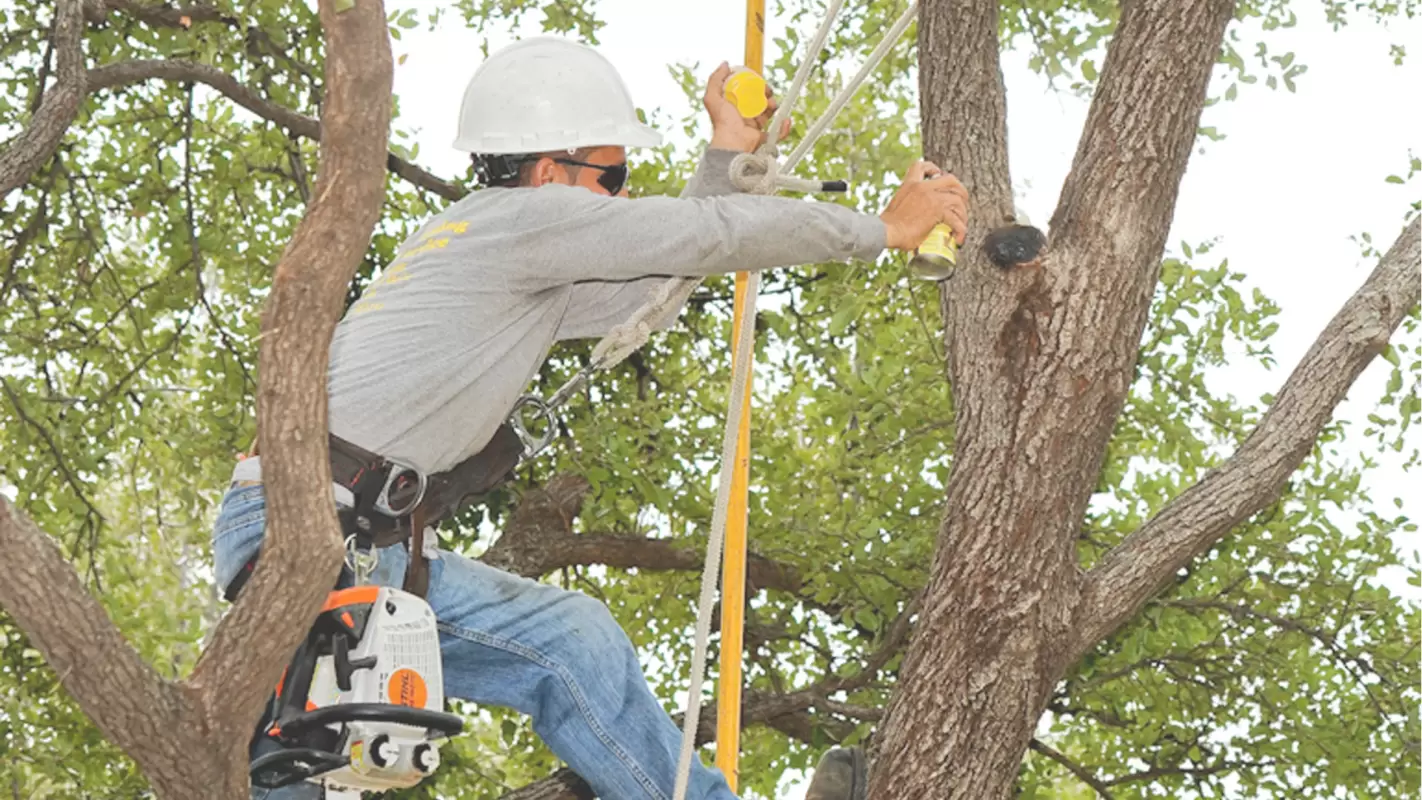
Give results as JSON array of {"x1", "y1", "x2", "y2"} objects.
[{"x1": 0, "y1": 0, "x2": 1415, "y2": 798}]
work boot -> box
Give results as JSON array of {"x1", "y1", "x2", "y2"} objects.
[{"x1": 803, "y1": 746, "x2": 867, "y2": 800}]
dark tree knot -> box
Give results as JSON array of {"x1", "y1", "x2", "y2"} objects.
[{"x1": 983, "y1": 225, "x2": 1048, "y2": 269}]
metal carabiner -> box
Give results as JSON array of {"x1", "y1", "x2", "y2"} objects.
[
  {"x1": 509, "y1": 395, "x2": 560, "y2": 460},
  {"x1": 343, "y1": 534, "x2": 379, "y2": 585}
]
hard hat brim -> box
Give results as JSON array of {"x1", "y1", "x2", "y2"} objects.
[{"x1": 453, "y1": 122, "x2": 663, "y2": 155}]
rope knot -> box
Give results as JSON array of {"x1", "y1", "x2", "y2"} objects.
[
  {"x1": 591, "y1": 319, "x2": 652, "y2": 366},
  {"x1": 729, "y1": 148, "x2": 782, "y2": 195}
]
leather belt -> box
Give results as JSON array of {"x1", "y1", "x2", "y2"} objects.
[{"x1": 222, "y1": 426, "x2": 525, "y2": 603}]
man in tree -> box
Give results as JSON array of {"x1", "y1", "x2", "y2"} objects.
[{"x1": 213, "y1": 36, "x2": 968, "y2": 799}]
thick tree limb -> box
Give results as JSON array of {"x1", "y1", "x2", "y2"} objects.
[
  {"x1": 188, "y1": 0, "x2": 392, "y2": 747},
  {"x1": 482, "y1": 475, "x2": 805, "y2": 593},
  {"x1": 87, "y1": 58, "x2": 464, "y2": 201},
  {"x1": 917, "y1": 0, "x2": 1012, "y2": 224},
  {"x1": 0, "y1": 500, "x2": 194, "y2": 783},
  {"x1": 0, "y1": 0, "x2": 85, "y2": 201},
  {"x1": 1077, "y1": 217, "x2": 1421, "y2": 653},
  {"x1": 1050, "y1": 0, "x2": 1235, "y2": 270},
  {"x1": 487, "y1": 528, "x2": 805, "y2": 594}
]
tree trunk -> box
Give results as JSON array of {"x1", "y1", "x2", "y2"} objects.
[
  {"x1": 0, "y1": 1, "x2": 392, "y2": 796},
  {"x1": 870, "y1": 0, "x2": 1239, "y2": 796}
]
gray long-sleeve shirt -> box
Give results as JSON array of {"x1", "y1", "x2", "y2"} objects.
[{"x1": 325, "y1": 147, "x2": 886, "y2": 475}]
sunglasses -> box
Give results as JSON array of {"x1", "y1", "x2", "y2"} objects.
[{"x1": 553, "y1": 157, "x2": 630, "y2": 196}]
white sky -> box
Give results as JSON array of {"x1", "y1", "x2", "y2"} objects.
[{"x1": 388, "y1": 3, "x2": 1419, "y2": 796}]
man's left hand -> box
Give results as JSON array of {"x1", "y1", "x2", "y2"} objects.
[{"x1": 704, "y1": 62, "x2": 791, "y2": 153}]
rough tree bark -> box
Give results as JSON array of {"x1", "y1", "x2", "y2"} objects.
[
  {"x1": 0, "y1": 0, "x2": 392, "y2": 796},
  {"x1": 0, "y1": 0, "x2": 84, "y2": 201},
  {"x1": 868, "y1": 0, "x2": 1420, "y2": 798}
]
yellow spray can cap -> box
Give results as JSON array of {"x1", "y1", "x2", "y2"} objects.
[{"x1": 723, "y1": 68, "x2": 769, "y2": 118}]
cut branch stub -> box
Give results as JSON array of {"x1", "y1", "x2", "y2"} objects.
[{"x1": 982, "y1": 225, "x2": 1048, "y2": 269}]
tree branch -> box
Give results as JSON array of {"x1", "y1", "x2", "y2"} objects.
[
  {"x1": 1077, "y1": 217, "x2": 1421, "y2": 652},
  {"x1": 188, "y1": 0, "x2": 392, "y2": 740},
  {"x1": 918, "y1": 0, "x2": 1012, "y2": 222},
  {"x1": 1158, "y1": 598, "x2": 1402, "y2": 728},
  {"x1": 86, "y1": 58, "x2": 464, "y2": 201},
  {"x1": 1106, "y1": 758, "x2": 1275, "y2": 787},
  {"x1": 0, "y1": 501, "x2": 183, "y2": 776},
  {"x1": 104, "y1": 0, "x2": 234, "y2": 29},
  {"x1": 1029, "y1": 739, "x2": 1115, "y2": 799},
  {"x1": 182, "y1": 83, "x2": 256, "y2": 394},
  {"x1": 0, "y1": 377, "x2": 106, "y2": 535},
  {"x1": 492, "y1": 531, "x2": 806, "y2": 592},
  {"x1": 482, "y1": 475, "x2": 805, "y2": 595},
  {"x1": 1050, "y1": 0, "x2": 1235, "y2": 268},
  {"x1": 0, "y1": 0, "x2": 85, "y2": 201}
]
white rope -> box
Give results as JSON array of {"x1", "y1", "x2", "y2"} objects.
[
  {"x1": 784, "y1": 0, "x2": 920, "y2": 169},
  {"x1": 669, "y1": 3, "x2": 920, "y2": 798},
  {"x1": 727, "y1": 152, "x2": 828, "y2": 195},
  {"x1": 670, "y1": 270, "x2": 761, "y2": 800},
  {"x1": 588, "y1": 276, "x2": 699, "y2": 368},
  {"x1": 725, "y1": 0, "x2": 843, "y2": 196}
]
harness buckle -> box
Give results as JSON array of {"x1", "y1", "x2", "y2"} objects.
[{"x1": 374, "y1": 464, "x2": 427, "y2": 518}]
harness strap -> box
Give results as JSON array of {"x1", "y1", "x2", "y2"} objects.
[{"x1": 403, "y1": 504, "x2": 432, "y2": 598}]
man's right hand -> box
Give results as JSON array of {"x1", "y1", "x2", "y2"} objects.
[{"x1": 880, "y1": 161, "x2": 970, "y2": 251}]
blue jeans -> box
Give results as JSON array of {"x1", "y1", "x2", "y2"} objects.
[{"x1": 212, "y1": 483, "x2": 737, "y2": 800}]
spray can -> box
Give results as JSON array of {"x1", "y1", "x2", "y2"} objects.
[
  {"x1": 909, "y1": 223, "x2": 958, "y2": 280},
  {"x1": 723, "y1": 68, "x2": 769, "y2": 118}
]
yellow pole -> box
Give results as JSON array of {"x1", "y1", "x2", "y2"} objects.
[{"x1": 716, "y1": 0, "x2": 763, "y2": 790}]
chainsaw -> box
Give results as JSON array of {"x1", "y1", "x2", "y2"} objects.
[{"x1": 248, "y1": 584, "x2": 463, "y2": 795}]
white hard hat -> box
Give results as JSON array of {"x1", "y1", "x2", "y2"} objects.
[{"x1": 453, "y1": 37, "x2": 663, "y2": 154}]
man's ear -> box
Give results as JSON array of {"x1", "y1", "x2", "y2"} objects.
[{"x1": 528, "y1": 157, "x2": 559, "y2": 187}]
